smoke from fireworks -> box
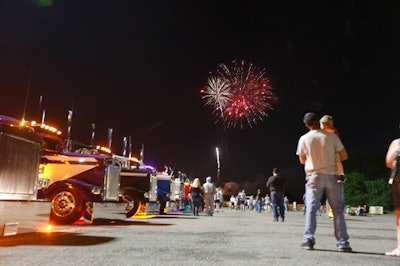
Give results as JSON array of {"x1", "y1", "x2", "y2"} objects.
[{"x1": 201, "y1": 59, "x2": 275, "y2": 129}]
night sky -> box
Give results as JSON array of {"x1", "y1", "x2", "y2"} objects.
[{"x1": 1, "y1": 1, "x2": 400, "y2": 201}]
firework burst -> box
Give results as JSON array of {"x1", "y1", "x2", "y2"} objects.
[
  {"x1": 200, "y1": 76, "x2": 231, "y2": 122},
  {"x1": 201, "y1": 59, "x2": 275, "y2": 129}
]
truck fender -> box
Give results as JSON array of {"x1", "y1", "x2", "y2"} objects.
[{"x1": 43, "y1": 180, "x2": 92, "y2": 202}]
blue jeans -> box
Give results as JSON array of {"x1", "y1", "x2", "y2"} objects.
[
  {"x1": 270, "y1": 191, "x2": 285, "y2": 221},
  {"x1": 304, "y1": 173, "x2": 350, "y2": 247},
  {"x1": 256, "y1": 200, "x2": 262, "y2": 213}
]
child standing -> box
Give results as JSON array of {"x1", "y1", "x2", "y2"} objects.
[{"x1": 320, "y1": 115, "x2": 346, "y2": 183}]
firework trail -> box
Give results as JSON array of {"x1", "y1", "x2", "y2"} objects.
[{"x1": 201, "y1": 59, "x2": 274, "y2": 129}]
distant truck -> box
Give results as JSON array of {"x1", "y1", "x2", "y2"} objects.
[
  {"x1": 0, "y1": 115, "x2": 51, "y2": 236},
  {"x1": 156, "y1": 173, "x2": 188, "y2": 214}
]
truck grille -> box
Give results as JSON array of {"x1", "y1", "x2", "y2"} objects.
[{"x1": 0, "y1": 133, "x2": 41, "y2": 200}]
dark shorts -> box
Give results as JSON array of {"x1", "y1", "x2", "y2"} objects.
[{"x1": 392, "y1": 180, "x2": 400, "y2": 210}]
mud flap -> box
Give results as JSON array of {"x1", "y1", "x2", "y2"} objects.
[
  {"x1": 86, "y1": 202, "x2": 127, "y2": 223},
  {"x1": 145, "y1": 202, "x2": 160, "y2": 215}
]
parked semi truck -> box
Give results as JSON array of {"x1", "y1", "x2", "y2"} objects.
[
  {"x1": 68, "y1": 132, "x2": 160, "y2": 217},
  {"x1": 33, "y1": 120, "x2": 160, "y2": 221},
  {"x1": 0, "y1": 115, "x2": 51, "y2": 236},
  {"x1": 32, "y1": 122, "x2": 124, "y2": 225}
]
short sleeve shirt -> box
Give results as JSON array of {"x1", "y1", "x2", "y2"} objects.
[{"x1": 296, "y1": 129, "x2": 344, "y2": 175}]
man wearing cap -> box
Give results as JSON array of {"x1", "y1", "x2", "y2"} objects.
[
  {"x1": 266, "y1": 168, "x2": 286, "y2": 222},
  {"x1": 296, "y1": 112, "x2": 352, "y2": 252}
]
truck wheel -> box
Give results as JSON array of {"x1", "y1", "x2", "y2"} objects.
[
  {"x1": 123, "y1": 193, "x2": 140, "y2": 217},
  {"x1": 49, "y1": 187, "x2": 85, "y2": 224}
]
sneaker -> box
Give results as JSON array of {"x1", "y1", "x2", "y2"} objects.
[
  {"x1": 385, "y1": 248, "x2": 400, "y2": 257},
  {"x1": 301, "y1": 239, "x2": 315, "y2": 250},
  {"x1": 337, "y1": 246, "x2": 352, "y2": 252}
]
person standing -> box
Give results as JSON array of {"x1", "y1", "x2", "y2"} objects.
[
  {"x1": 296, "y1": 112, "x2": 352, "y2": 252},
  {"x1": 255, "y1": 189, "x2": 263, "y2": 213},
  {"x1": 264, "y1": 194, "x2": 271, "y2": 212},
  {"x1": 284, "y1": 196, "x2": 289, "y2": 212},
  {"x1": 238, "y1": 190, "x2": 246, "y2": 211},
  {"x1": 230, "y1": 194, "x2": 237, "y2": 209},
  {"x1": 292, "y1": 200, "x2": 297, "y2": 211},
  {"x1": 266, "y1": 168, "x2": 286, "y2": 222},
  {"x1": 202, "y1": 176, "x2": 216, "y2": 216},
  {"x1": 215, "y1": 187, "x2": 224, "y2": 212},
  {"x1": 189, "y1": 178, "x2": 203, "y2": 216},
  {"x1": 384, "y1": 138, "x2": 400, "y2": 256}
]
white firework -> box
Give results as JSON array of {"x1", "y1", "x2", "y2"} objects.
[{"x1": 202, "y1": 76, "x2": 231, "y2": 120}]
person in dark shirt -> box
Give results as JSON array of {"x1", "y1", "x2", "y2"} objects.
[
  {"x1": 189, "y1": 178, "x2": 203, "y2": 216},
  {"x1": 266, "y1": 168, "x2": 286, "y2": 222}
]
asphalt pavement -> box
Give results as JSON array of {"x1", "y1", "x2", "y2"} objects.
[{"x1": 0, "y1": 208, "x2": 399, "y2": 266}]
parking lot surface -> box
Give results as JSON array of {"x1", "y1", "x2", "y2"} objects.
[{"x1": 0, "y1": 208, "x2": 399, "y2": 266}]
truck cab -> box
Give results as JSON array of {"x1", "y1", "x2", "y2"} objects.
[{"x1": 32, "y1": 122, "x2": 123, "y2": 224}]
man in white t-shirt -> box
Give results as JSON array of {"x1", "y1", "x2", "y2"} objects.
[
  {"x1": 202, "y1": 176, "x2": 216, "y2": 216},
  {"x1": 296, "y1": 112, "x2": 351, "y2": 252}
]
